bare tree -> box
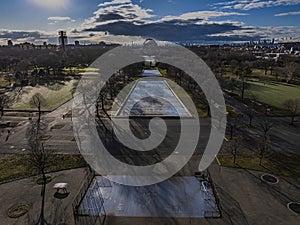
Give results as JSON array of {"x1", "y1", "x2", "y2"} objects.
[
  {"x1": 29, "y1": 93, "x2": 47, "y2": 123},
  {"x1": 284, "y1": 62, "x2": 298, "y2": 83},
  {"x1": 95, "y1": 94, "x2": 109, "y2": 132},
  {"x1": 230, "y1": 136, "x2": 241, "y2": 165},
  {"x1": 257, "y1": 120, "x2": 273, "y2": 166},
  {"x1": 227, "y1": 107, "x2": 242, "y2": 140},
  {"x1": 227, "y1": 110, "x2": 242, "y2": 140},
  {"x1": 246, "y1": 92, "x2": 258, "y2": 127},
  {"x1": 228, "y1": 118, "x2": 238, "y2": 140},
  {"x1": 232, "y1": 72, "x2": 249, "y2": 102},
  {"x1": 27, "y1": 93, "x2": 50, "y2": 225},
  {"x1": 0, "y1": 94, "x2": 9, "y2": 119},
  {"x1": 246, "y1": 108, "x2": 255, "y2": 127},
  {"x1": 283, "y1": 98, "x2": 300, "y2": 125}
]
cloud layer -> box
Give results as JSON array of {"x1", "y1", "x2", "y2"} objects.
[
  {"x1": 213, "y1": 0, "x2": 300, "y2": 11},
  {"x1": 77, "y1": 0, "x2": 300, "y2": 43},
  {"x1": 1, "y1": 0, "x2": 299, "y2": 45}
]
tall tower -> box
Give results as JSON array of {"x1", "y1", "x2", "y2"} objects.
[
  {"x1": 58, "y1": 31, "x2": 68, "y2": 51},
  {"x1": 7, "y1": 40, "x2": 13, "y2": 47}
]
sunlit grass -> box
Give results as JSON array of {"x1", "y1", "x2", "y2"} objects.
[
  {"x1": 8, "y1": 80, "x2": 76, "y2": 111},
  {"x1": 245, "y1": 81, "x2": 300, "y2": 109}
]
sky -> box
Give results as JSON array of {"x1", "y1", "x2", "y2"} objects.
[{"x1": 0, "y1": 0, "x2": 300, "y2": 45}]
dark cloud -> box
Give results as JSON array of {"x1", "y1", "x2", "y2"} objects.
[
  {"x1": 0, "y1": 31, "x2": 43, "y2": 39},
  {"x1": 81, "y1": 2, "x2": 263, "y2": 42},
  {"x1": 83, "y1": 19, "x2": 258, "y2": 42},
  {"x1": 95, "y1": 13, "x2": 126, "y2": 22}
]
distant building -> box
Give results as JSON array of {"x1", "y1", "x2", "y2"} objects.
[
  {"x1": 7, "y1": 40, "x2": 13, "y2": 47},
  {"x1": 58, "y1": 31, "x2": 68, "y2": 51},
  {"x1": 17, "y1": 42, "x2": 34, "y2": 50},
  {"x1": 279, "y1": 37, "x2": 300, "y2": 51},
  {"x1": 75, "y1": 40, "x2": 80, "y2": 47}
]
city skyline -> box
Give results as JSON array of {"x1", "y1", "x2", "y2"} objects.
[{"x1": 0, "y1": 0, "x2": 300, "y2": 45}]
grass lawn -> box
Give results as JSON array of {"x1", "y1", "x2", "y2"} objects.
[
  {"x1": 244, "y1": 80, "x2": 300, "y2": 109},
  {"x1": 0, "y1": 76, "x2": 10, "y2": 87},
  {"x1": 64, "y1": 67, "x2": 99, "y2": 74},
  {"x1": 8, "y1": 79, "x2": 77, "y2": 111},
  {"x1": 251, "y1": 68, "x2": 266, "y2": 76},
  {"x1": 217, "y1": 153, "x2": 300, "y2": 177},
  {"x1": 0, "y1": 154, "x2": 86, "y2": 183},
  {"x1": 158, "y1": 68, "x2": 168, "y2": 77}
]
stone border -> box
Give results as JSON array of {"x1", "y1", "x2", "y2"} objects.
[
  {"x1": 260, "y1": 174, "x2": 279, "y2": 184},
  {"x1": 7, "y1": 203, "x2": 30, "y2": 218},
  {"x1": 287, "y1": 202, "x2": 300, "y2": 215}
]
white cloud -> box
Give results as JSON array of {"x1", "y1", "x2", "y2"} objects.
[
  {"x1": 275, "y1": 11, "x2": 300, "y2": 16},
  {"x1": 160, "y1": 11, "x2": 247, "y2": 22},
  {"x1": 208, "y1": 25, "x2": 300, "y2": 37},
  {"x1": 83, "y1": 3, "x2": 154, "y2": 29},
  {"x1": 214, "y1": 0, "x2": 300, "y2": 11},
  {"x1": 28, "y1": 0, "x2": 71, "y2": 10},
  {"x1": 48, "y1": 17, "x2": 73, "y2": 22},
  {"x1": 98, "y1": 0, "x2": 132, "y2": 7}
]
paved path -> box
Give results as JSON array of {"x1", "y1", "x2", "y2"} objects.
[
  {"x1": 1, "y1": 163, "x2": 299, "y2": 225},
  {"x1": 225, "y1": 94, "x2": 300, "y2": 154},
  {"x1": 210, "y1": 162, "x2": 300, "y2": 225},
  {"x1": 0, "y1": 99, "x2": 79, "y2": 156},
  {"x1": 0, "y1": 168, "x2": 86, "y2": 225},
  {"x1": 46, "y1": 99, "x2": 73, "y2": 118}
]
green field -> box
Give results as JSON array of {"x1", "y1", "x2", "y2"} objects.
[
  {"x1": 244, "y1": 80, "x2": 300, "y2": 109},
  {"x1": 0, "y1": 154, "x2": 86, "y2": 183},
  {"x1": 8, "y1": 80, "x2": 77, "y2": 111},
  {"x1": 218, "y1": 152, "x2": 300, "y2": 177}
]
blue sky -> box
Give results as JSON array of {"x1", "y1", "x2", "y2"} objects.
[{"x1": 0, "y1": 0, "x2": 300, "y2": 45}]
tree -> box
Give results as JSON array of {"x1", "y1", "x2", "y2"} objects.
[
  {"x1": 227, "y1": 106, "x2": 242, "y2": 140},
  {"x1": 284, "y1": 62, "x2": 299, "y2": 83},
  {"x1": 283, "y1": 98, "x2": 300, "y2": 125},
  {"x1": 232, "y1": 73, "x2": 249, "y2": 102},
  {"x1": 28, "y1": 93, "x2": 52, "y2": 225},
  {"x1": 0, "y1": 94, "x2": 9, "y2": 119},
  {"x1": 228, "y1": 118, "x2": 238, "y2": 140},
  {"x1": 257, "y1": 120, "x2": 273, "y2": 166},
  {"x1": 262, "y1": 59, "x2": 271, "y2": 75},
  {"x1": 27, "y1": 111, "x2": 52, "y2": 225},
  {"x1": 30, "y1": 93, "x2": 47, "y2": 123},
  {"x1": 246, "y1": 92, "x2": 258, "y2": 127},
  {"x1": 246, "y1": 108, "x2": 255, "y2": 127},
  {"x1": 243, "y1": 66, "x2": 252, "y2": 77},
  {"x1": 230, "y1": 136, "x2": 241, "y2": 165}
]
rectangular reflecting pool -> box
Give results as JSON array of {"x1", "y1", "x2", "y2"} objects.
[
  {"x1": 116, "y1": 79, "x2": 192, "y2": 117},
  {"x1": 141, "y1": 70, "x2": 162, "y2": 77},
  {"x1": 79, "y1": 176, "x2": 219, "y2": 218}
]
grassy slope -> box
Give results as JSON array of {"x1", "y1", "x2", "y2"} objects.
[{"x1": 8, "y1": 80, "x2": 76, "y2": 111}]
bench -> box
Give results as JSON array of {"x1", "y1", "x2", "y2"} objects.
[{"x1": 53, "y1": 183, "x2": 68, "y2": 193}]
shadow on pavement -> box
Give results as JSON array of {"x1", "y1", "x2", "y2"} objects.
[{"x1": 54, "y1": 192, "x2": 69, "y2": 199}]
